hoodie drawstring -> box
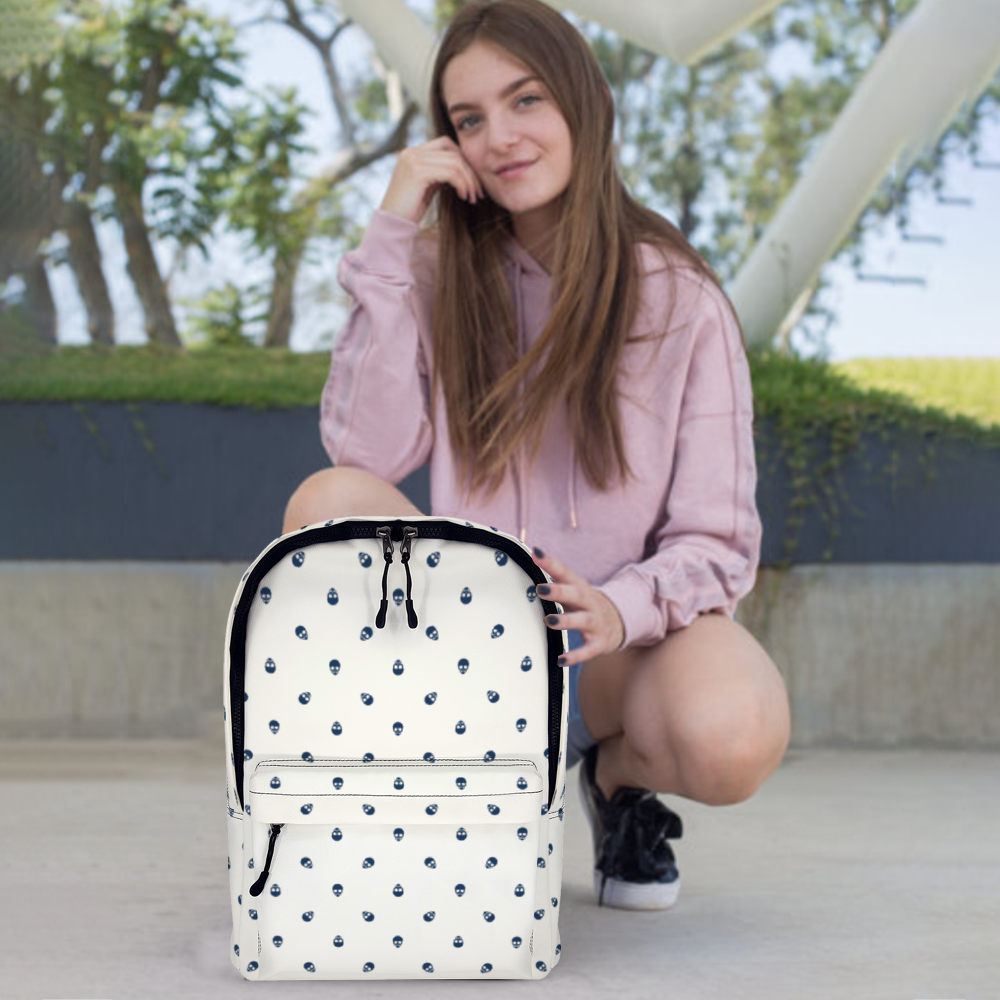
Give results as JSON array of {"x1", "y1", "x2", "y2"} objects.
[
  {"x1": 502, "y1": 234, "x2": 579, "y2": 539},
  {"x1": 568, "y1": 438, "x2": 578, "y2": 529}
]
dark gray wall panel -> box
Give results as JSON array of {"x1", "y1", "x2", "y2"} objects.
[{"x1": 2, "y1": 402, "x2": 997, "y2": 562}]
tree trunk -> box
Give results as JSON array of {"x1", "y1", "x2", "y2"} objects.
[
  {"x1": 263, "y1": 244, "x2": 306, "y2": 349},
  {"x1": 21, "y1": 256, "x2": 57, "y2": 346},
  {"x1": 115, "y1": 181, "x2": 180, "y2": 347},
  {"x1": 62, "y1": 198, "x2": 115, "y2": 346}
]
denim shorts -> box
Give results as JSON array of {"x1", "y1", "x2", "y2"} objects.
[{"x1": 564, "y1": 628, "x2": 599, "y2": 771}]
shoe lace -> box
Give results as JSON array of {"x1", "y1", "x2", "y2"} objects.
[{"x1": 602, "y1": 790, "x2": 684, "y2": 883}]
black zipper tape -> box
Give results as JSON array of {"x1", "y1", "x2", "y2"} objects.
[{"x1": 229, "y1": 519, "x2": 564, "y2": 814}]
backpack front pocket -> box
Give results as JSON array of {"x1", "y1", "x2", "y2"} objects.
[{"x1": 244, "y1": 756, "x2": 543, "y2": 980}]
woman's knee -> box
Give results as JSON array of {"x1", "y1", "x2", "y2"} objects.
[
  {"x1": 283, "y1": 467, "x2": 372, "y2": 533},
  {"x1": 282, "y1": 467, "x2": 422, "y2": 534},
  {"x1": 619, "y1": 615, "x2": 790, "y2": 803}
]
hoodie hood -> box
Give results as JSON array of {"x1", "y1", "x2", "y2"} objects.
[{"x1": 497, "y1": 229, "x2": 579, "y2": 545}]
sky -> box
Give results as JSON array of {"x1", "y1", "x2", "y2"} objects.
[{"x1": 48, "y1": 0, "x2": 1000, "y2": 360}]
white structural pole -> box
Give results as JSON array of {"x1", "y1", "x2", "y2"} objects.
[
  {"x1": 728, "y1": 0, "x2": 1000, "y2": 347},
  {"x1": 545, "y1": 0, "x2": 784, "y2": 64},
  {"x1": 338, "y1": 0, "x2": 438, "y2": 112},
  {"x1": 336, "y1": 0, "x2": 782, "y2": 119}
]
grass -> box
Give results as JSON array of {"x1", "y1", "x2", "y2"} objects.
[
  {"x1": 0, "y1": 343, "x2": 329, "y2": 410},
  {"x1": 748, "y1": 350, "x2": 1000, "y2": 445},
  {"x1": 833, "y1": 357, "x2": 1000, "y2": 432}
]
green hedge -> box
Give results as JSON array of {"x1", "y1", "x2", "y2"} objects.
[{"x1": 1, "y1": 343, "x2": 998, "y2": 447}]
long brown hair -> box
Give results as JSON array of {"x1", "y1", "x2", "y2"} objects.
[{"x1": 418, "y1": 0, "x2": 747, "y2": 507}]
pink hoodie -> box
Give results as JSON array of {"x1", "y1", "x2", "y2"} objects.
[{"x1": 320, "y1": 208, "x2": 762, "y2": 651}]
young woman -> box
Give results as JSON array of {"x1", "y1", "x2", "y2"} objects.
[{"x1": 284, "y1": 0, "x2": 791, "y2": 912}]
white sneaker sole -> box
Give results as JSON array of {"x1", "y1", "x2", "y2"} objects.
[
  {"x1": 593, "y1": 869, "x2": 681, "y2": 910},
  {"x1": 578, "y1": 754, "x2": 682, "y2": 911}
]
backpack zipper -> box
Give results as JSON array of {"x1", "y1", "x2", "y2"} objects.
[
  {"x1": 229, "y1": 520, "x2": 562, "y2": 815},
  {"x1": 374, "y1": 527, "x2": 393, "y2": 629},
  {"x1": 248, "y1": 822, "x2": 283, "y2": 897},
  {"x1": 400, "y1": 525, "x2": 418, "y2": 628},
  {"x1": 374, "y1": 525, "x2": 418, "y2": 630}
]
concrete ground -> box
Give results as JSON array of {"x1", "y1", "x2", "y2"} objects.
[{"x1": 1, "y1": 740, "x2": 997, "y2": 999}]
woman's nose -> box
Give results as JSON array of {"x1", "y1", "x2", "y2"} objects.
[{"x1": 486, "y1": 114, "x2": 520, "y2": 151}]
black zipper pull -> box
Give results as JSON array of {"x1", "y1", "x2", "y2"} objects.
[
  {"x1": 401, "y1": 526, "x2": 418, "y2": 629},
  {"x1": 374, "y1": 526, "x2": 394, "y2": 629},
  {"x1": 248, "y1": 823, "x2": 283, "y2": 897}
]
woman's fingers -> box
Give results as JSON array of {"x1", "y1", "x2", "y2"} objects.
[
  {"x1": 534, "y1": 547, "x2": 583, "y2": 587},
  {"x1": 457, "y1": 163, "x2": 483, "y2": 201},
  {"x1": 456, "y1": 165, "x2": 478, "y2": 201}
]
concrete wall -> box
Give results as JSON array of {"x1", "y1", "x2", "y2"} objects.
[{"x1": 1, "y1": 562, "x2": 997, "y2": 748}]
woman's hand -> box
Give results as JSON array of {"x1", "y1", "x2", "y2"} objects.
[
  {"x1": 379, "y1": 135, "x2": 486, "y2": 225},
  {"x1": 532, "y1": 546, "x2": 626, "y2": 666}
]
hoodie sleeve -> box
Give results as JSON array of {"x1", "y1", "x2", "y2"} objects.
[
  {"x1": 594, "y1": 281, "x2": 762, "y2": 650},
  {"x1": 319, "y1": 209, "x2": 435, "y2": 484}
]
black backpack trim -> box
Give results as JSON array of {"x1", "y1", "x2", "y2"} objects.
[{"x1": 228, "y1": 518, "x2": 564, "y2": 813}]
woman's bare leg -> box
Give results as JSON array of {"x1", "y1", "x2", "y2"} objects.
[
  {"x1": 281, "y1": 467, "x2": 425, "y2": 535},
  {"x1": 576, "y1": 612, "x2": 791, "y2": 806}
]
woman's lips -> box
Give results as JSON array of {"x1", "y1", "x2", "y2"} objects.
[{"x1": 498, "y1": 160, "x2": 535, "y2": 179}]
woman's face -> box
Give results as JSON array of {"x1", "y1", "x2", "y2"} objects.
[{"x1": 442, "y1": 40, "x2": 573, "y2": 238}]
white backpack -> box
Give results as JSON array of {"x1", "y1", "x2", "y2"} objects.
[{"x1": 223, "y1": 514, "x2": 570, "y2": 980}]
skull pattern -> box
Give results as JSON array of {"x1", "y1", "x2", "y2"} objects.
[{"x1": 229, "y1": 523, "x2": 566, "y2": 980}]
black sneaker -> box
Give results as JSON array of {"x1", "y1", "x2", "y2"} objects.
[{"x1": 578, "y1": 740, "x2": 683, "y2": 909}]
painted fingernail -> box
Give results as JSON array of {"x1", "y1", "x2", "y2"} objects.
[
  {"x1": 558, "y1": 656, "x2": 567, "y2": 666},
  {"x1": 536, "y1": 584, "x2": 551, "y2": 595},
  {"x1": 533, "y1": 546, "x2": 545, "y2": 558},
  {"x1": 546, "y1": 615, "x2": 559, "y2": 625}
]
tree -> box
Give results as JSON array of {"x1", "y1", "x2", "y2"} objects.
[
  {"x1": 1, "y1": 0, "x2": 313, "y2": 349},
  {"x1": 106, "y1": 0, "x2": 247, "y2": 346},
  {"x1": 0, "y1": 0, "x2": 64, "y2": 349},
  {"x1": 235, "y1": 0, "x2": 421, "y2": 348}
]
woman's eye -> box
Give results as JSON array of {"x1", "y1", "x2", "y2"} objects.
[{"x1": 456, "y1": 93, "x2": 541, "y2": 132}]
